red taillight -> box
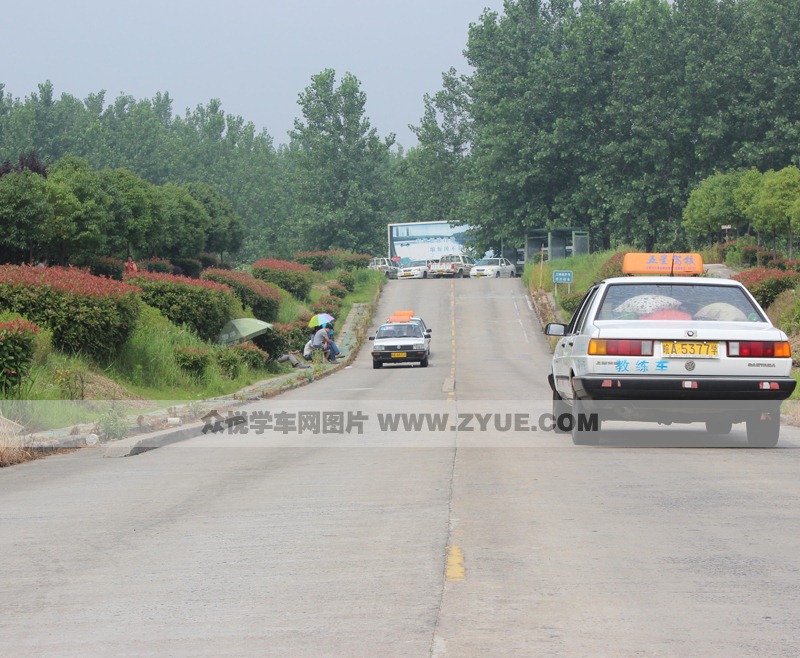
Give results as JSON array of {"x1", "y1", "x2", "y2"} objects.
[
  {"x1": 728, "y1": 341, "x2": 791, "y2": 358},
  {"x1": 589, "y1": 339, "x2": 654, "y2": 356}
]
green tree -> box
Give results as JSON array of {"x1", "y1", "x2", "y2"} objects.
[
  {"x1": 683, "y1": 171, "x2": 749, "y2": 242},
  {"x1": 185, "y1": 181, "x2": 243, "y2": 260},
  {"x1": 754, "y1": 166, "x2": 800, "y2": 257},
  {"x1": 288, "y1": 69, "x2": 394, "y2": 253},
  {"x1": 45, "y1": 155, "x2": 113, "y2": 263},
  {"x1": 397, "y1": 68, "x2": 472, "y2": 224},
  {"x1": 0, "y1": 169, "x2": 52, "y2": 262},
  {"x1": 101, "y1": 167, "x2": 157, "y2": 257}
]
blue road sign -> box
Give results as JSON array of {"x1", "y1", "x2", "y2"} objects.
[{"x1": 553, "y1": 270, "x2": 573, "y2": 284}]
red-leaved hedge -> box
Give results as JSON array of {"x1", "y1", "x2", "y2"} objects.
[
  {"x1": 0, "y1": 318, "x2": 39, "y2": 393},
  {"x1": 125, "y1": 271, "x2": 238, "y2": 342},
  {"x1": 732, "y1": 268, "x2": 800, "y2": 308},
  {"x1": 252, "y1": 258, "x2": 313, "y2": 299},
  {"x1": 201, "y1": 269, "x2": 283, "y2": 322},
  {"x1": 0, "y1": 265, "x2": 141, "y2": 359}
]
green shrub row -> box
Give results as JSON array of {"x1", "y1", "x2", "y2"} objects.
[
  {"x1": 126, "y1": 271, "x2": 238, "y2": 342},
  {"x1": 252, "y1": 258, "x2": 313, "y2": 299},
  {"x1": 294, "y1": 250, "x2": 371, "y2": 271},
  {"x1": 0, "y1": 265, "x2": 141, "y2": 359},
  {"x1": 201, "y1": 268, "x2": 282, "y2": 322}
]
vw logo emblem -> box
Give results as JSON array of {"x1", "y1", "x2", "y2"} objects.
[{"x1": 685, "y1": 361, "x2": 696, "y2": 371}]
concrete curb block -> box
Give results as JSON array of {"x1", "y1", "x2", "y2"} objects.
[{"x1": 105, "y1": 422, "x2": 209, "y2": 457}]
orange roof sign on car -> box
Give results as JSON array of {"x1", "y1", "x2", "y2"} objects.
[{"x1": 622, "y1": 253, "x2": 704, "y2": 276}]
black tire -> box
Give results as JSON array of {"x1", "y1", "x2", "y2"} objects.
[
  {"x1": 372, "y1": 360, "x2": 383, "y2": 369},
  {"x1": 420, "y1": 356, "x2": 429, "y2": 367},
  {"x1": 746, "y1": 407, "x2": 780, "y2": 447},
  {"x1": 422, "y1": 271, "x2": 427, "y2": 279},
  {"x1": 510, "y1": 270, "x2": 516, "y2": 278},
  {"x1": 705, "y1": 419, "x2": 732, "y2": 435},
  {"x1": 495, "y1": 271, "x2": 501, "y2": 278},
  {"x1": 571, "y1": 400, "x2": 601, "y2": 446},
  {"x1": 455, "y1": 269, "x2": 463, "y2": 278},
  {"x1": 552, "y1": 390, "x2": 570, "y2": 434}
]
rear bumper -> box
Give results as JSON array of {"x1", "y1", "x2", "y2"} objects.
[
  {"x1": 372, "y1": 350, "x2": 428, "y2": 364},
  {"x1": 572, "y1": 375, "x2": 796, "y2": 402}
]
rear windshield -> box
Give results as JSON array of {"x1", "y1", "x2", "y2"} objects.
[
  {"x1": 596, "y1": 283, "x2": 765, "y2": 322},
  {"x1": 377, "y1": 324, "x2": 424, "y2": 339}
]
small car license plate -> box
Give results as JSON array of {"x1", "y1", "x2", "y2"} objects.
[
  {"x1": 391, "y1": 352, "x2": 407, "y2": 358},
  {"x1": 662, "y1": 341, "x2": 719, "y2": 357}
]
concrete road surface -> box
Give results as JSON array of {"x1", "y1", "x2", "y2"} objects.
[{"x1": 2, "y1": 278, "x2": 800, "y2": 657}]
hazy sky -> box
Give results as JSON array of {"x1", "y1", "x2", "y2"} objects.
[{"x1": 2, "y1": 0, "x2": 506, "y2": 150}]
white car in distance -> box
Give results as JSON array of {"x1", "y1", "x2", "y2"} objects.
[
  {"x1": 470, "y1": 257, "x2": 517, "y2": 278},
  {"x1": 398, "y1": 260, "x2": 432, "y2": 279}
]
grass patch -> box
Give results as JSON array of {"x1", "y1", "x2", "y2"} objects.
[{"x1": 524, "y1": 248, "x2": 627, "y2": 295}]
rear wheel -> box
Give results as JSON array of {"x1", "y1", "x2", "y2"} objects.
[
  {"x1": 455, "y1": 269, "x2": 463, "y2": 278},
  {"x1": 372, "y1": 360, "x2": 382, "y2": 369},
  {"x1": 746, "y1": 407, "x2": 780, "y2": 447},
  {"x1": 571, "y1": 400, "x2": 601, "y2": 446},
  {"x1": 510, "y1": 270, "x2": 516, "y2": 278},
  {"x1": 705, "y1": 419, "x2": 732, "y2": 435},
  {"x1": 552, "y1": 390, "x2": 570, "y2": 434}
]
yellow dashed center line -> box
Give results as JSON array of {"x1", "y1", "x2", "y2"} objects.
[{"x1": 446, "y1": 545, "x2": 466, "y2": 582}]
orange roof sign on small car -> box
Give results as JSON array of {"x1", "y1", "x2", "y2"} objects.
[{"x1": 622, "y1": 253, "x2": 704, "y2": 276}]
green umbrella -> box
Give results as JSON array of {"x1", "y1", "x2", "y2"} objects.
[{"x1": 219, "y1": 318, "x2": 273, "y2": 345}]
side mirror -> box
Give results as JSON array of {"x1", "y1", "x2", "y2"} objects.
[
  {"x1": 368, "y1": 336, "x2": 375, "y2": 341},
  {"x1": 425, "y1": 330, "x2": 432, "y2": 335},
  {"x1": 545, "y1": 323, "x2": 567, "y2": 337}
]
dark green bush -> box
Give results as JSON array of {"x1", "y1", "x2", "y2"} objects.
[
  {"x1": 253, "y1": 321, "x2": 310, "y2": 359},
  {"x1": 336, "y1": 269, "x2": 356, "y2": 292},
  {"x1": 294, "y1": 250, "x2": 344, "y2": 271},
  {"x1": 85, "y1": 256, "x2": 124, "y2": 281},
  {"x1": 232, "y1": 342, "x2": 269, "y2": 369},
  {"x1": 170, "y1": 257, "x2": 203, "y2": 279},
  {"x1": 174, "y1": 347, "x2": 210, "y2": 377},
  {"x1": 201, "y1": 269, "x2": 282, "y2": 322},
  {"x1": 559, "y1": 291, "x2": 586, "y2": 317},
  {"x1": 125, "y1": 271, "x2": 238, "y2": 342},
  {"x1": 340, "y1": 254, "x2": 371, "y2": 271},
  {"x1": 215, "y1": 348, "x2": 243, "y2": 379},
  {"x1": 142, "y1": 257, "x2": 173, "y2": 274},
  {"x1": 0, "y1": 317, "x2": 39, "y2": 393},
  {"x1": 198, "y1": 252, "x2": 220, "y2": 269},
  {"x1": 252, "y1": 258, "x2": 313, "y2": 299},
  {"x1": 327, "y1": 283, "x2": 348, "y2": 299}
]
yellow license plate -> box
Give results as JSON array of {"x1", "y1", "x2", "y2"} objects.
[
  {"x1": 662, "y1": 341, "x2": 719, "y2": 358},
  {"x1": 391, "y1": 352, "x2": 407, "y2": 358}
]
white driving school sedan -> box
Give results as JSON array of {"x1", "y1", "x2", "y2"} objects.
[
  {"x1": 398, "y1": 260, "x2": 431, "y2": 279},
  {"x1": 369, "y1": 322, "x2": 430, "y2": 368},
  {"x1": 469, "y1": 257, "x2": 516, "y2": 278},
  {"x1": 545, "y1": 253, "x2": 796, "y2": 447}
]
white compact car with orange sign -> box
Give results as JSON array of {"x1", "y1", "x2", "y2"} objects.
[{"x1": 545, "y1": 253, "x2": 796, "y2": 447}]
